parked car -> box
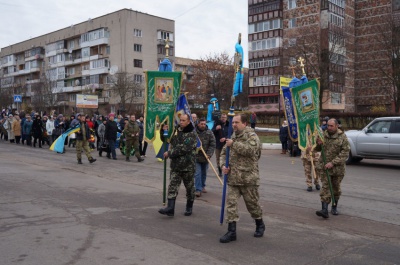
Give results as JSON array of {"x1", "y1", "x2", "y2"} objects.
[{"x1": 345, "y1": 117, "x2": 400, "y2": 164}]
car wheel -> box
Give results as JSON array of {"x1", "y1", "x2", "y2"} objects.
[{"x1": 346, "y1": 151, "x2": 363, "y2": 165}]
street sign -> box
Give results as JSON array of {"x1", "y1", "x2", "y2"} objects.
[{"x1": 14, "y1": 95, "x2": 22, "y2": 103}]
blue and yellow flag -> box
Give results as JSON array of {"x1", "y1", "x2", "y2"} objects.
[
  {"x1": 291, "y1": 79, "x2": 320, "y2": 151},
  {"x1": 50, "y1": 125, "x2": 80, "y2": 153}
]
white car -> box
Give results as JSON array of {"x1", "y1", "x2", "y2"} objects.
[{"x1": 345, "y1": 117, "x2": 400, "y2": 164}]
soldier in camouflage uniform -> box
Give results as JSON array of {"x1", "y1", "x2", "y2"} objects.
[
  {"x1": 301, "y1": 150, "x2": 321, "y2": 191},
  {"x1": 75, "y1": 114, "x2": 96, "y2": 164},
  {"x1": 219, "y1": 114, "x2": 264, "y2": 243},
  {"x1": 159, "y1": 114, "x2": 197, "y2": 217},
  {"x1": 313, "y1": 118, "x2": 350, "y2": 218},
  {"x1": 123, "y1": 115, "x2": 144, "y2": 162}
]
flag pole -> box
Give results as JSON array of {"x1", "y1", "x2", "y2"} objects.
[
  {"x1": 199, "y1": 146, "x2": 223, "y2": 185},
  {"x1": 220, "y1": 33, "x2": 244, "y2": 225}
]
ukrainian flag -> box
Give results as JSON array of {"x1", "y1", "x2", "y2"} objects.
[{"x1": 50, "y1": 125, "x2": 81, "y2": 153}]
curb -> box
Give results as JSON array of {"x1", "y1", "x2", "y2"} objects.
[{"x1": 262, "y1": 143, "x2": 281, "y2": 150}]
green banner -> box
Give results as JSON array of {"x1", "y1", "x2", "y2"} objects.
[
  {"x1": 291, "y1": 79, "x2": 320, "y2": 151},
  {"x1": 144, "y1": 71, "x2": 182, "y2": 142}
]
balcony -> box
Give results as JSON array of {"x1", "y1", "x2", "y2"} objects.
[
  {"x1": 80, "y1": 37, "x2": 109, "y2": 48},
  {"x1": 25, "y1": 54, "x2": 44, "y2": 61},
  {"x1": 157, "y1": 39, "x2": 174, "y2": 46}
]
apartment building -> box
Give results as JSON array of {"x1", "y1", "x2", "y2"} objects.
[
  {"x1": 0, "y1": 9, "x2": 175, "y2": 115},
  {"x1": 248, "y1": 0, "x2": 399, "y2": 113}
]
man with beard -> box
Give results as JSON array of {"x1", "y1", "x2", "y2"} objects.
[{"x1": 314, "y1": 118, "x2": 350, "y2": 218}]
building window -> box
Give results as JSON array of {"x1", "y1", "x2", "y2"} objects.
[
  {"x1": 249, "y1": 58, "x2": 280, "y2": 69},
  {"x1": 134, "y1": 29, "x2": 142, "y2": 37},
  {"x1": 329, "y1": 13, "x2": 344, "y2": 27},
  {"x1": 69, "y1": 94, "x2": 76, "y2": 102},
  {"x1": 288, "y1": 0, "x2": 296, "y2": 9},
  {"x1": 249, "y1": 37, "x2": 281, "y2": 51},
  {"x1": 134, "y1": 74, "x2": 143, "y2": 83},
  {"x1": 288, "y1": 18, "x2": 297, "y2": 28},
  {"x1": 394, "y1": 0, "x2": 400, "y2": 10},
  {"x1": 134, "y1": 44, "x2": 142, "y2": 52},
  {"x1": 134, "y1": 59, "x2": 142, "y2": 68},
  {"x1": 82, "y1": 47, "x2": 90, "y2": 58},
  {"x1": 105, "y1": 90, "x2": 111, "y2": 97},
  {"x1": 106, "y1": 46, "x2": 110, "y2": 54},
  {"x1": 157, "y1": 31, "x2": 174, "y2": 41},
  {"x1": 331, "y1": 92, "x2": 342, "y2": 104}
]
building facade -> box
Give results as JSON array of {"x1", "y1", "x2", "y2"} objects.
[
  {"x1": 248, "y1": 0, "x2": 399, "y2": 113},
  {"x1": 0, "y1": 9, "x2": 175, "y2": 115}
]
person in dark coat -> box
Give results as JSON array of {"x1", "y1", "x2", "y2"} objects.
[
  {"x1": 212, "y1": 113, "x2": 229, "y2": 176},
  {"x1": 279, "y1": 120, "x2": 289, "y2": 154},
  {"x1": 105, "y1": 113, "x2": 119, "y2": 159},
  {"x1": 32, "y1": 115, "x2": 43, "y2": 148}
]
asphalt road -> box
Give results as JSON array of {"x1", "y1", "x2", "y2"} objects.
[{"x1": 0, "y1": 141, "x2": 399, "y2": 265}]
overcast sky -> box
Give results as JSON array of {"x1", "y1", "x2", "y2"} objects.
[{"x1": 0, "y1": 0, "x2": 248, "y2": 66}]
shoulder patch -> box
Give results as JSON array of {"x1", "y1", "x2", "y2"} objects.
[{"x1": 249, "y1": 139, "x2": 257, "y2": 146}]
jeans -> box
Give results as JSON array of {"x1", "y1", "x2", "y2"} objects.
[
  {"x1": 107, "y1": 139, "x2": 117, "y2": 159},
  {"x1": 194, "y1": 162, "x2": 209, "y2": 192}
]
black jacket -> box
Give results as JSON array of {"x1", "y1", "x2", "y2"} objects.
[
  {"x1": 76, "y1": 122, "x2": 91, "y2": 141},
  {"x1": 279, "y1": 126, "x2": 289, "y2": 143},
  {"x1": 212, "y1": 120, "x2": 229, "y2": 149},
  {"x1": 105, "y1": 120, "x2": 119, "y2": 141}
]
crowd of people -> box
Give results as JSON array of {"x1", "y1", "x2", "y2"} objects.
[
  {"x1": 0, "y1": 110, "x2": 148, "y2": 163},
  {"x1": 1, "y1": 108, "x2": 349, "y2": 243}
]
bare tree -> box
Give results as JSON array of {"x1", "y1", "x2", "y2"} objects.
[
  {"x1": 283, "y1": 24, "x2": 347, "y2": 110},
  {"x1": 0, "y1": 81, "x2": 14, "y2": 110},
  {"x1": 30, "y1": 69, "x2": 60, "y2": 113},
  {"x1": 109, "y1": 71, "x2": 144, "y2": 115},
  {"x1": 186, "y1": 52, "x2": 235, "y2": 110},
  {"x1": 374, "y1": 13, "x2": 400, "y2": 113}
]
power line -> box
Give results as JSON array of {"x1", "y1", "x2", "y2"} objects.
[{"x1": 173, "y1": 0, "x2": 217, "y2": 20}]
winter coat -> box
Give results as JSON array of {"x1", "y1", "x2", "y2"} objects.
[
  {"x1": 76, "y1": 121, "x2": 91, "y2": 141},
  {"x1": 32, "y1": 119, "x2": 43, "y2": 137},
  {"x1": 279, "y1": 125, "x2": 289, "y2": 143},
  {"x1": 212, "y1": 120, "x2": 229, "y2": 150},
  {"x1": 46, "y1": 120, "x2": 55, "y2": 135},
  {"x1": 105, "y1": 120, "x2": 119, "y2": 141},
  {"x1": 12, "y1": 119, "x2": 22, "y2": 137},
  {"x1": 23, "y1": 120, "x2": 33, "y2": 135}
]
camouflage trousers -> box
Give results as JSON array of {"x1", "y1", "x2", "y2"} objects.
[
  {"x1": 302, "y1": 158, "x2": 320, "y2": 187},
  {"x1": 167, "y1": 170, "x2": 195, "y2": 201},
  {"x1": 319, "y1": 171, "x2": 344, "y2": 204},
  {"x1": 226, "y1": 185, "x2": 263, "y2": 222},
  {"x1": 76, "y1": 140, "x2": 93, "y2": 160},
  {"x1": 126, "y1": 138, "x2": 140, "y2": 158}
]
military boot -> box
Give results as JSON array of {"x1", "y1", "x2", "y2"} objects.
[
  {"x1": 158, "y1": 199, "x2": 175, "y2": 217},
  {"x1": 331, "y1": 199, "x2": 339, "y2": 215},
  {"x1": 126, "y1": 157, "x2": 130, "y2": 162},
  {"x1": 254, "y1": 219, "x2": 265, "y2": 237},
  {"x1": 316, "y1": 201, "x2": 329, "y2": 219},
  {"x1": 89, "y1": 158, "x2": 96, "y2": 164},
  {"x1": 77, "y1": 159, "x2": 82, "y2": 164},
  {"x1": 220, "y1": 222, "x2": 237, "y2": 243},
  {"x1": 137, "y1": 156, "x2": 144, "y2": 162},
  {"x1": 184, "y1": 200, "x2": 194, "y2": 216}
]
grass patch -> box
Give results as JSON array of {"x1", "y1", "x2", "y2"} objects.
[{"x1": 258, "y1": 135, "x2": 280, "y2": 143}]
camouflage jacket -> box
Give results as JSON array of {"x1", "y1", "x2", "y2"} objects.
[
  {"x1": 315, "y1": 129, "x2": 350, "y2": 176},
  {"x1": 220, "y1": 127, "x2": 261, "y2": 186},
  {"x1": 196, "y1": 127, "x2": 216, "y2": 163},
  {"x1": 123, "y1": 120, "x2": 140, "y2": 140},
  {"x1": 168, "y1": 123, "x2": 197, "y2": 172}
]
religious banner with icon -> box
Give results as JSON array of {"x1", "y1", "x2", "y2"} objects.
[
  {"x1": 144, "y1": 71, "x2": 182, "y2": 142},
  {"x1": 291, "y1": 79, "x2": 321, "y2": 151}
]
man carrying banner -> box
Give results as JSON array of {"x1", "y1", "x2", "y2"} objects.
[
  {"x1": 194, "y1": 118, "x2": 216, "y2": 197},
  {"x1": 313, "y1": 118, "x2": 350, "y2": 218},
  {"x1": 219, "y1": 114, "x2": 264, "y2": 243},
  {"x1": 159, "y1": 114, "x2": 197, "y2": 217}
]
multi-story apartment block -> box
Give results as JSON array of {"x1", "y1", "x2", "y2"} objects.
[
  {"x1": 0, "y1": 9, "x2": 175, "y2": 115},
  {"x1": 248, "y1": 0, "x2": 399, "y2": 113}
]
